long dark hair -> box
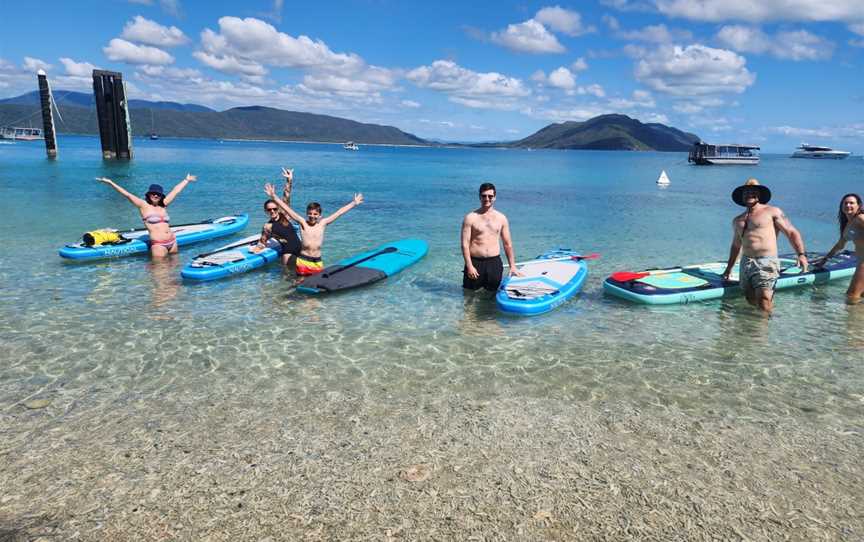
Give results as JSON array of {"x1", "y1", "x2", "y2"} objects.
[{"x1": 838, "y1": 193, "x2": 863, "y2": 235}]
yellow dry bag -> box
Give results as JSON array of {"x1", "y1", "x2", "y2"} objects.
[{"x1": 82, "y1": 229, "x2": 123, "y2": 246}]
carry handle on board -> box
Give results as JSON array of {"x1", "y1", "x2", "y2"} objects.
[
  {"x1": 321, "y1": 246, "x2": 398, "y2": 278},
  {"x1": 504, "y1": 252, "x2": 600, "y2": 268}
]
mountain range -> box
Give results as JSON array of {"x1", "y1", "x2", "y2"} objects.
[{"x1": 0, "y1": 90, "x2": 698, "y2": 150}]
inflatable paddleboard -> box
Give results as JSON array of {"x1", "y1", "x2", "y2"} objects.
[
  {"x1": 297, "y1": 239, "x2": 428, "y2": 294},
  {"x1": 181, "y1": 223, "x2": 301, "y2": 281},
  {"x1": 59, "y1": 214, "x2": 249, "y2": 261},
  {"x1": 496, "y1": 249, "x2": 590, "y2": 316},
  {"x1": 603, "y1": 251, "x2": 859, "y2": 305}
]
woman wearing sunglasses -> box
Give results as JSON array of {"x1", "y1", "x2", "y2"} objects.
[{"x1": 250, "y1": 168, "x2": 301, "y2": 267}]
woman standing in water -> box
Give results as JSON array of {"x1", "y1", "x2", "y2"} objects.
[
  {"x1": 96, "y1": 174, "x2": 197, "y2": 257},
  {"x1": 816, "y1": 193, "x2": 864, "y2": 304}
]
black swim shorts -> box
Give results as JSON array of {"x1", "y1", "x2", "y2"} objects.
[{"x1": 463, "y1": 255, "x2": 504, "y2": 291}]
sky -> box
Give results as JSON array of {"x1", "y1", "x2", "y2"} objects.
[{"x1": 1, "y1": 0, "x2": 863, "y2": 151}]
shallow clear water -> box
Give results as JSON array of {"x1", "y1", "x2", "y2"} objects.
[{"x1": 2, "y1": 136, "x2": 863, "y2": 426}]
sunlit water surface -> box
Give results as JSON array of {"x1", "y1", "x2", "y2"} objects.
[{"x1": 2, "y1": 136, "x2": 863, "y2": 428}]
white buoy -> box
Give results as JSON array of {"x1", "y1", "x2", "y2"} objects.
[{"x1": 656, "y1": 169, "x2": 670, "y2": 185}]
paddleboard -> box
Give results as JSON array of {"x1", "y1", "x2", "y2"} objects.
[
  {"x1": 496, "y1": 248, "x2": 590, "y2": 316},
  {"x1": 59, "y1": 214, "x2": 249, "y2": 261},
  {"x1": 181, "y1": 223, "x2": 301, "y2": 281},
  {"x1": 297, "y1": 239, "x2": 428, "y2": 294},
  {"x1": 603, "y1": 251, "x2": 859, "y2": 305}
]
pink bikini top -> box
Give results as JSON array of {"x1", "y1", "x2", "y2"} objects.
[{"x1": 142, "y1": 213, "x2": 170, "y2": 224}]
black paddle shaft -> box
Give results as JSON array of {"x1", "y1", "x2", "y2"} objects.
[{"x1": 322, "y1": 246, "x2": 398, "y2": 278}]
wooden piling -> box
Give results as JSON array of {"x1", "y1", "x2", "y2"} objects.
[
  {"x1": 92, "y1": 70, "x2": 133, "y2": 160},
  {"x1": 36, "y1": 70, "x2": 58, "y2": 158}
]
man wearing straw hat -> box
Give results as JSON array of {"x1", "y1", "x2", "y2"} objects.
[{"x1": 721, "y1": 178, "x2": 809, "y2": 314}]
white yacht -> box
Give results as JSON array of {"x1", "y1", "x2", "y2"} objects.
[
  {"x1": 688, "y1": 142, "x2": 759, "y2": 165},
  {"x1": 791, "y1": 144, "x2": 850, "y2": 159},
  {"x1": 343, "y1": 141, "x2": 359, "y2": 151}
]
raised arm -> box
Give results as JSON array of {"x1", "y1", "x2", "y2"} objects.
[
  {"x1": 773, "y1": 208, "x2": 808, "y2": 271},
  {"x1": 281, "y1": 167, "x2": 294, "y2": 207},
  {"x1": 721, "y1": 218, "x2": 742, "y2": 281},
  {"x1": 264, "y1": 183, "x2": 306, "y2": 224},
  {"x1": 96, "y1": 177, "x2": 147, "y2": 208},
  {"x1": 163, "y1": 173, "x2": 196, "y2": 205},
  {"x1": 321, "y1": 193, "x2": 363, "y2": 226}
]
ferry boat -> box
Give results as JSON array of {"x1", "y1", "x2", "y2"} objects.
[
  {"x1": 0, "y1": 126, "x2": 44, "y2": 141},
  {"x1": 791, "y1": 144, "x2": 850, "y2": 159},
  {"x1": 343, "y1": 141, "x2": 359, "y2": 151},
  {"x1": 688, "y1": 142, "x2": 759, "y2": 165}
]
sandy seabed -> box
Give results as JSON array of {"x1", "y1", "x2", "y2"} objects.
[{"x1": 1, "y1": 380, "x2": 862, "y2": 542}]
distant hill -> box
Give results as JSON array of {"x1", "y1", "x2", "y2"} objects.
[
  {"x1": 0, "y1": 91, "x2": 427, "y2": 145},
  {"x1": 0, "y1": 90, "x2": 214, "y2": 113},
  {"x1": 511, "y1": 114, "x2": 699, "y2": 151}
]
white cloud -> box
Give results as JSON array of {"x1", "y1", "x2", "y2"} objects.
[
  {"x1": 571, "y1": 57, "x2": 589, "y2": 71},
  {"x1": 523, "y1": 104, "x2": 613, "y2": 122},
  {"x1": 535, "y1": 6, "x2": 594, "y2": 36},
  {"x1": 193, "y1": 51, "x2": 266, "y2": 76},
  {"x1": 60, "y1": 57, "x2": 98, "y2": 77},
  {"x1": 600, "y1": 0, "x2": 654, "y2": 11},
  {"x1": 407, "y1": 60, "x2": 530, "y2": 110},
  {"x1": 23, "y1": 57, "x2": 51, "y2": 72},
  {"x1": 608, "y1": 89, "x2": 656, "y2": 109},
  {"x1": 602, "y1": 15, "x2": 621, "y2": 30},
  {"x1": 656, "y1": 0, "x2": 864, "y2": 23},
  {"x1": 198, "y1": 17, "x2": 365, "y2": 73},
  {"x1": 491, "y1": 19, "x2": 565, "y2": 54},
  {"x1": 672, "y1": 97, "x2": 725, "y2": 114},
  {"x1": 400, "y1": 100, "x2": 421, "y2": 108},
  {"x1": 136, "y1": 65, "x2": 202, "y2": 80},
  {"x1": 634, "y1": 44, "x2": 756, "y2": 96},
  {"x1": 104, "y1": 38, "x2": 174, "y2": 65},
  {"x1": 768, "y1": 125, "x2": 833, "y2": 138},
  {"x1": 578, "y1": 84, "x2": 606, "y2": 97},
  {"x1": 121, "y1": 15, "x2": 189, "y2": 47},
  {"x1": 541, "y1": 67, "x2": 577, "y2": 90},
  {"x1": 716, "y1": 25, "x2": 834, "y2": 60},
  {"x1": 850, "y1": 23, "x2": 864, "y2": 36},
  {"x1": 642, "y1": 112, "x2": 670, "y2": 123},
  {"x1": 617, "y1": 24, "x2": 692, "y2": 43}
]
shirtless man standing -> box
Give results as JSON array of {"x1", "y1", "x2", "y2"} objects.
[
  {"x1": 264, "y1": 183, "x2": 363, "y2": 275},
  {"x1": 461, "y1": 182, "x2": 522, "y2": 291},
  {"x1": 721, "y1": 178, "x2": 808, "y2": 314}
]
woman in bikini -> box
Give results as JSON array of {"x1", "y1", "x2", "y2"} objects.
[
  {"x1": 816, "y1": 193, "x2": 864, "y2": 304},
  {"x1": 96, "y1": 174, "x2": 197, "y2": 257}
]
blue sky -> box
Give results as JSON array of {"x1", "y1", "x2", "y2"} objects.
[{"x1": 1, "y1": 0, "x2": 862, "y2": 151}]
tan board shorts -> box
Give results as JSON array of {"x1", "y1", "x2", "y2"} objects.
[{"x1": 739, "y1": 255, "x2": 780, "y2": 292}]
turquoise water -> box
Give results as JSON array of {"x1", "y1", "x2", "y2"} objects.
[{"x1": 2, "y1": 136, "x2": 863, "y2": 426}]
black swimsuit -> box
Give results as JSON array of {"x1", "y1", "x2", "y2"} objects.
[{"x1": 269, "y1": 219, "x2": 301, "y2": 255}]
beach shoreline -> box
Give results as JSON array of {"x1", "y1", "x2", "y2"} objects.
[{"x1": 2, "y1": 382, "x2": 861, "y2": 541}]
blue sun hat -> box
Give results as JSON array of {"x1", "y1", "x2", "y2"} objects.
[{"x1": 145, "y1": 184, "x2": 165, "y2": 199}]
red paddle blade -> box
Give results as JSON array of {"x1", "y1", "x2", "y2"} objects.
[
  {"x1": 609, "y1": 271, "x2": 649, "y2": 282},
  {"x1": 575, "y1": 252, "x2": 600, "y2": 260}
]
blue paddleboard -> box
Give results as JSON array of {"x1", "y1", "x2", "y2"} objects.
[
  {"x1": 496, "y1": 248, "x2": 590, "y2": 316},
  {"x1": 603, "y1": 251, "x2": 859, "y2": 305},
  {"x1": 59, "y1": 214, "x2": 249, "y2": 261},
  {"x1": 181, "y1": 223, "x2": 301, "y2": 281},
  {"x1": 297, "y1": 239, "x2": 428, "y2": 293}
]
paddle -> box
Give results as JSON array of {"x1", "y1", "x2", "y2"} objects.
[
  {"x1": 320, "y1": 246, "x2": 398, "y2": 279},
  {"x1": 504, "y1": 252, "x2": 600, "y2": 268},
  {"x1": 609, "y1": 271, "x2": 650, "y2": 282},
  {"x1": 194, "y1": 234, "x2": 260, "y2": 259}
]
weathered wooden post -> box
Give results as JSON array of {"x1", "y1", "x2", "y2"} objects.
[
  {"x1": 92, "y1": 69, "x2": 133, "y2": 160},
  {"x1": 36, "y1": 69, "x2": 58, "y2": 158}
]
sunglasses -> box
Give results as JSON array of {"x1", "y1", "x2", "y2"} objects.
[
  {"x1": 480, "y1": 194, "x2": 495, "y2": 199},
  {"x1": 265, "y1": 207, "x2": 279, "y2": 212}
]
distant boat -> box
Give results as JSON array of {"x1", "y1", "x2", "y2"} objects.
[
  {"x1": 0, "y1": 126, "x2": 43, "y2": 141},
  {"x1": 791, "y1": 144, "x2": 849, "y2": 159},
  {"x1": 656, "y1": 170, "x2": 670, "y2": 185},
  {"x1": 148, "y1": 133, "x2": 159, "y2": 140},
  {"x1": 343, "y1": 141, "x2": 359, "y2": 151},
  {"x1": 148, "y1": 109, "x2": 159, "y2": 140},
  {"x1": 688, "y1": 141, "x2": 759, "y2": 165}
]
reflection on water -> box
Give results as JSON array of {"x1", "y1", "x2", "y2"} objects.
[{"x1": 1, "y1": 138, "x2": 863, "y2": 426}]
